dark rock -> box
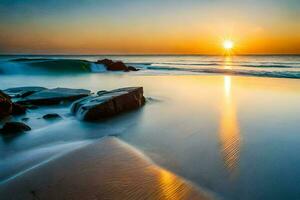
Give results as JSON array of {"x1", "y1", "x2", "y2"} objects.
[
  {"x1": 17, "y1": 88, "x2": 91, "y2": 105},
  {"x1": 107, "y1": 61, "x2": 128, "y2": 71},
  {"x1": 1, "y1": 122, "x2": 31, "y2": 134},
  {"x1": 4, "y1": 86, "x2": 47, "y2": 98},
  {"x1": 96, "y1": 59, "x2": 114, "y2": 66},
  {"x1": 71, "y1": 87, "x2": 145, "y2": 121},
  {"x1": 42, "y1": 113, "x2": 62, "y2": 120},
  {"x1": 96, "y1": 59, "x2": 138, "y2": 72},
  {"x1": 0, "y1": 90, "x2": 12, "y2": 119},
  {"x1": 128, "y1": 66, "x2": 139, "y2": 71},
  {"x1": 11, "y1": 103, "x2": 26, "y2": 115}
]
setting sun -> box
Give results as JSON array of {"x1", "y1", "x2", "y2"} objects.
[{"x1": 223, "y1": 40, "x2": 234, "y2": 50}]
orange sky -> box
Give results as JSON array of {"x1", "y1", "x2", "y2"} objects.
[{"x1": 0, "y1": 0, "x2": 299, "y2": 54}]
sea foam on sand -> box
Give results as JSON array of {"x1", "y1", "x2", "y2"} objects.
[{"x1": 0, "y1": 137, "x2": 212, "y2": 200}]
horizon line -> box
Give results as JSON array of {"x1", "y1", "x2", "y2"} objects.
[{"x1": 0, "y1": 53, "x2": 299, "y2": 56}]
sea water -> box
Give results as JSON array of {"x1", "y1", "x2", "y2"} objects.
[{"x1": 0, "y1": 55, "x2": 300, "y2": 200}]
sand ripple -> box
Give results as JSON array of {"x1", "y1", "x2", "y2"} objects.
[{"x1": 0, "y1": 137, "x2": 212, "y2": 200}]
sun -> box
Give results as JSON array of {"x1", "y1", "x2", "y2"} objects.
[{"x1": 223, "y1": 40, "x2": 234, "y2": 50}]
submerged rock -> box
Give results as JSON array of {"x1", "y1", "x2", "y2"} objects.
[
  {"x1": 43, "y1": 113, "x2": 62, "y2": 120},
  {"x1": 4, "y1": 86, "x2": 47, "y2": 98},
  {"x1": 71, "y1": 87, "x2": 145, "y2": 121},
  {"x1": 127, "y1": 66, "x2": 139, "y2": 71},
  {"x1": 11, "y1": 103, "x2": 26, "y2": 115},
  {"x1": 17, "y1": 88, "x2": 91, "y2": 105},
  {"x1": 0, "y1": 90, "x2": 12, "y2": 119},
  {"x1": 96, "y1": 59, "x2": 138, "y2": 72},
  {"x1": 0, "y1": 122, "x2": 31, "y2": 134}
]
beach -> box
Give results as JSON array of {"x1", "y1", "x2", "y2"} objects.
[{"x1": 1, "y1": 56, "x2": 300, "y2": 199}]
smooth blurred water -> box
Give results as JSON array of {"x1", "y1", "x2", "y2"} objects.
[
  {"x1": 1, "y1": 55, "x2": 300, "y2": 78},
  {"x1": 1, "y1": 55, "x2": 300, "y2": 199}
]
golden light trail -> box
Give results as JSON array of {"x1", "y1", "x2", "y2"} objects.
[{"x1": 219, "y1": 57, "x2": 241, "y2": 177}]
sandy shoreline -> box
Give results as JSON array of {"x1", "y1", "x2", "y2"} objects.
[
  {"x1": 1, "y1": 74, "x2": 300, "y2": 199},
  {"x1": 0, "y1": 137, "x2": 212, "y2": 200}
]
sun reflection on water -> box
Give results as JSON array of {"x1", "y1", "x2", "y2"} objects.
[
  {"x1": 224, "y1": 56, "x2": 233, "y2": 69},
  {"x1": 219, "y1": 57, "x2": 241, "y2": 176}
]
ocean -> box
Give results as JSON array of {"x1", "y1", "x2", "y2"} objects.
[
  {"x1": 1, "y1": 55, "x2": 300, "y2": 200},
  {"x1": 0, "y1": 55, "x2": 300, "y2": 78}
]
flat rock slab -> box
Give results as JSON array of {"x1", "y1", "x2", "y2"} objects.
[
  {"x1": 0, "y1": 138, "x2": 212, "y2": 200},
  {"x1": 71, "y1": 87, "x2": 145, "y2": 121},
  {"x1": 17, "y1": 88, "x2": 91, "y2": 105},
  {"x1": 4, "y1": 87, "x2": 47, "y2": 98}
]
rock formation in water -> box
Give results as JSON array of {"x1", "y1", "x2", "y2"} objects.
[
  {"x1": 1, "y1": 86, "x2": 146, "y2": 134},
  {"x1": 0, "y1": 122, "x2": 31, "y2": 134},
  {"x1": 96, "y1": 59, "x2": 139, "y2": 72},
  {"x1": 0, "y1": 90, "x2": 12, "y2": 119},
  {"x1": 4, "y1": 86, "x2": 47, "y2": 98},
  {"x1": 17, "y1": 88, "x2": 91, "y2": 105},
  {"x1": 11, "y1": 103, "x2": 26, "y2": 115},
  {"x1": 0, "y1": 90, "x2": 27, "y2": 118},
  {"x1": 42, "y1": 113, "x2": 62, "y2": 120},
  {"x1": 71, "y1": 87, "x2": 145, "y2": 121}
]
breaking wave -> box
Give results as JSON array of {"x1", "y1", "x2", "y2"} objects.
[{"x1": 0, "y1": 58, "x2": 106, "y2": 74}]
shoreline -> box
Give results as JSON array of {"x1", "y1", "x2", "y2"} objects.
[{"x1": 0, "y1": 137, "x2": 213, "y2": 200}]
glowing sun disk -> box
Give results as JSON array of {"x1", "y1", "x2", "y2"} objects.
[{"x1": 223, "y1": 40, "x2": 234, "y2": 50}]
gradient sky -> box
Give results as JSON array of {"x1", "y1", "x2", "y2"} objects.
[{"x1": 0, "y1": 0, "x2": 299, "y2": 54}]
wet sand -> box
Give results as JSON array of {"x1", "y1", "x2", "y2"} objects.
[
  {"x1": 1, "y1": 74, "x2": 300, "y2": 199},
  {"x1": 0, "y1": 137, "x2": 212, "y2": 200}
]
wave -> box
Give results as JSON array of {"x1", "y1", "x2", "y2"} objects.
[
  {"x1": 1, "y1": 58, "x2": 300, "y2": 79},
  {"x1": 0, "y1": 58, "x2": 106, "y2": 75},
  {"x1": 129, "y1": 62, "x2": 299, "y2": 69},
  {"x1": 240, "y1": 64, "x2": 296, "y2": 68},
  {"x1": 146, "y1": 66, "x2": 300, "y2": 79}
]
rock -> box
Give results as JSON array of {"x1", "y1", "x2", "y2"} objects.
[
  {"x1": 17, "y1": 88, "x2": 91, "y2": 105},
  {"x1": 127, "y1": 66, "x2": 139, "y2": 71},
  {"x1": 11, "y1": 103, "x2": 26, "y2": 115},
  {"x1": 107, "y1": 61, "x2": 128, "y2": 71},
  {"x1": 0, "y1": 90, "x2": 12, "y2": 119},
  {"x1": 42, "y1": 113, "x2": 62, "y2": 120},
  {"x1": 96, "y1": 59, "x2": 114, "y2": 66},
  {"x1": 4, "y1": 86, "x2": 47, "y2": 98},
  {"x1": 71, "y1": 87, "x2": 145, "y2": 121},
  {"x1": 0, "y1": 122, "x2": 31, "y2": 134},
  {"x1": 96, "y1": 59, "x2": 138, "y2": 72}
]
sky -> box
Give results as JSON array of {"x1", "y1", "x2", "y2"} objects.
[{"x1": 0, "y1": 0, "x2": 299, "y2": 54}]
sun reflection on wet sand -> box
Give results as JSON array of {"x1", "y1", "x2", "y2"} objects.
[
  {"x1": 0, "y1": 138, "x2": 212, "y2": 200},
  {"x1": 219, "y1": 57, "x2": 241, "y2": 176}
]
